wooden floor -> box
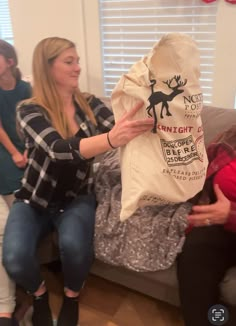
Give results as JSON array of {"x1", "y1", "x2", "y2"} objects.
[{"x1": 43, "y1": 266, "x2": 184, "y2": 326}]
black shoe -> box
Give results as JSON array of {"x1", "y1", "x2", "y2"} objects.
[
  {"x1": 32, "y1": 292, "x2": 53, "y2": 326},
  {"x1": 57, "y1": 295, "x2": 79, "y2": 326}
]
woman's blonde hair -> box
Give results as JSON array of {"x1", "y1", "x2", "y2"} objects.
[{"x1": 25, "y1": 37, "x2": 96, "y2": 138}]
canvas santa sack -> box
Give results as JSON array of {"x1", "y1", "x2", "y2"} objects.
[{"x1": 111, "y1": 33, "x2": 208, "y2": 221}]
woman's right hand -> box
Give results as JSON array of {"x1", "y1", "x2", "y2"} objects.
[
  {"x1": 108, "y1": 102, "x2": 154, "y2": 147},
  {"x1": 12, "y1": 151, "x2": 28, "y2": 168}
]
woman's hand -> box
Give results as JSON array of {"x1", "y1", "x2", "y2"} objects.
[
  {"x1": 187, "y1": 184, "x2": 231, "y2": 227},
  {"x1": 80, "y1": 101, "x2": 154, "y2": 159},
  {"x1": 12, "y1": 150, "x2": 28, "y2": 168},
  {"x1": 108, "y1": 102, "x2": 154, "y2": 147}
]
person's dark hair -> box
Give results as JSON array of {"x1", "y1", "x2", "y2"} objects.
[{"x1": 0, "y1": 39, "x2": 22, "y2": 81}]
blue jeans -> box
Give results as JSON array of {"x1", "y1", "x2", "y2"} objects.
[{"x1": 2, "y1": 194, "x2": 96, "y2": 293}]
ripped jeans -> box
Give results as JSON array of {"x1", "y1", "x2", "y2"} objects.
[{"x1": 2, "y1": 194, "x2": 96, "y2": 293}]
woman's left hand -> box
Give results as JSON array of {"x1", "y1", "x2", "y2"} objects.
[{"x1": 187, "y1": 184, "x2": 231, "y2": 227}]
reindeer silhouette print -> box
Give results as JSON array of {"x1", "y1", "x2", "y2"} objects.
[{"x1": 146, "y1": 75, "x2": 187, "y2": 133}]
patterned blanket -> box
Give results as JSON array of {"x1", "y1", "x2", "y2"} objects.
[{"x1": 94, "y1": 150, "x2": 193, "y2": 272}]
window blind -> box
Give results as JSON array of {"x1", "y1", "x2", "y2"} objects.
[
  {"x1": 99, "y1": 0, "x2": 218, "y2": 103},
  {"x1": 0, "y1": 0, "x2": 14, "y2": 44}
]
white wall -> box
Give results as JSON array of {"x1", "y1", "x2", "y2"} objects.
[
  {"x1": 9, "y1": 0, "x2": 236, "y2": 108},
  {"x1": 9, "y1": 0, "x2": 89, "y2": 90},
  {"x1": 213, "y1": 1, "x2": 236, "y2": 108}
]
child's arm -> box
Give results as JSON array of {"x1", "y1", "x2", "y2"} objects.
[{"x1": 0, "y1": 120, "x2": 27, "y2": 168}]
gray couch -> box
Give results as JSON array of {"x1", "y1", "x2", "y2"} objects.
[{"x1": 39, "y1": 104, "x2": 236, "y2": 307}]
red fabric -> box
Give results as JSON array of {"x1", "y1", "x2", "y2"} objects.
[
  {"x1": 207, "y1": 137, "x2": 236, "y2": 232},
  {"x1": 225, "y1": 202, "x2": 236, "y2": 232},
  {"x1": 202, "y1": 0, "x2": 236, "y2": 5},
  {"x1": 225, "y1": 0, "x2": 236, "y2": 4},
  {"x1": 206, "y1": 143, "x2": 235, "y2": 179},
  {"x1": 213, "y1": 158, "x2": 236, "y2": 202},
  {"x1": 186, "y1": 137, "x2": 236, "y2": 233}
]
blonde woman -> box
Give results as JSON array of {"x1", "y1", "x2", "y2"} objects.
[{"x1": 2, "y1": 37, "x2": 154, "y2": 326}]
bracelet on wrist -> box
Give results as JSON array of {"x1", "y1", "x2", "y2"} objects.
[{"x1": 107, "y1": 132, "x2": 116, "y2": 149}]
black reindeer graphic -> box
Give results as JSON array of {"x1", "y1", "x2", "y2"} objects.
[{"x1": 146, "y1": 75, "x2": 187, "y2": 133}]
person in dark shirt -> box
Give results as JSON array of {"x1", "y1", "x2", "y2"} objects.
[
  {"x1": 0, "y1": 39, "x2": 31, "y2": 326},
  {"x1": 0, "y1": 40, "x2": 31, "y2": 208},
  {"x1": 2, "y1": 37, "x2": 154, "y2": 326},
  {"x1": 177, "y1": 127, "x2": 236, "y2": 326}
]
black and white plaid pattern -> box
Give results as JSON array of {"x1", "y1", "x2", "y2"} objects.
[{"x1": 15, "y1": 95, "x2": 114, "y2": 209}]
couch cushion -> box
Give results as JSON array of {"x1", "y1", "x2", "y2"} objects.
[
  {"x1": 201, "y1": 106, "x2": 236, "y2": 146},
  {"x1": 91, "y1": 260, "x2": 180, "y2": 306}
]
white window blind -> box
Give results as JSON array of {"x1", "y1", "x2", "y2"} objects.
[
  {"x1": 0, "y1": 0, "x2": 14, "y2": 44},
  {"x1": 99, "y1": 0, "x2": 218, "y2": 104}
]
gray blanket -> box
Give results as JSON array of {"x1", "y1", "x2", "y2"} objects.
[{"x1": 94, "y1": 150, "x2": 193, "y2": 272}]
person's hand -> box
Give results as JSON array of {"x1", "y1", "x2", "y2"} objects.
[
  {"x1": 108, "y1": 102, "x2": 154, "y2": 147},
  {"x1": 187, "y1": 184, "x2": 231, "y2": 227},
  {"x1": 12, "y1": 151, "x2": 28, "y2": 168}
]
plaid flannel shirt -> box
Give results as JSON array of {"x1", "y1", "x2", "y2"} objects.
[
  {"x1": 15, "y1": 95, "x2": 114, "y2": 210},
  {"x1": 203, "y1": 125, "x2": 236, "y2": 232}
]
